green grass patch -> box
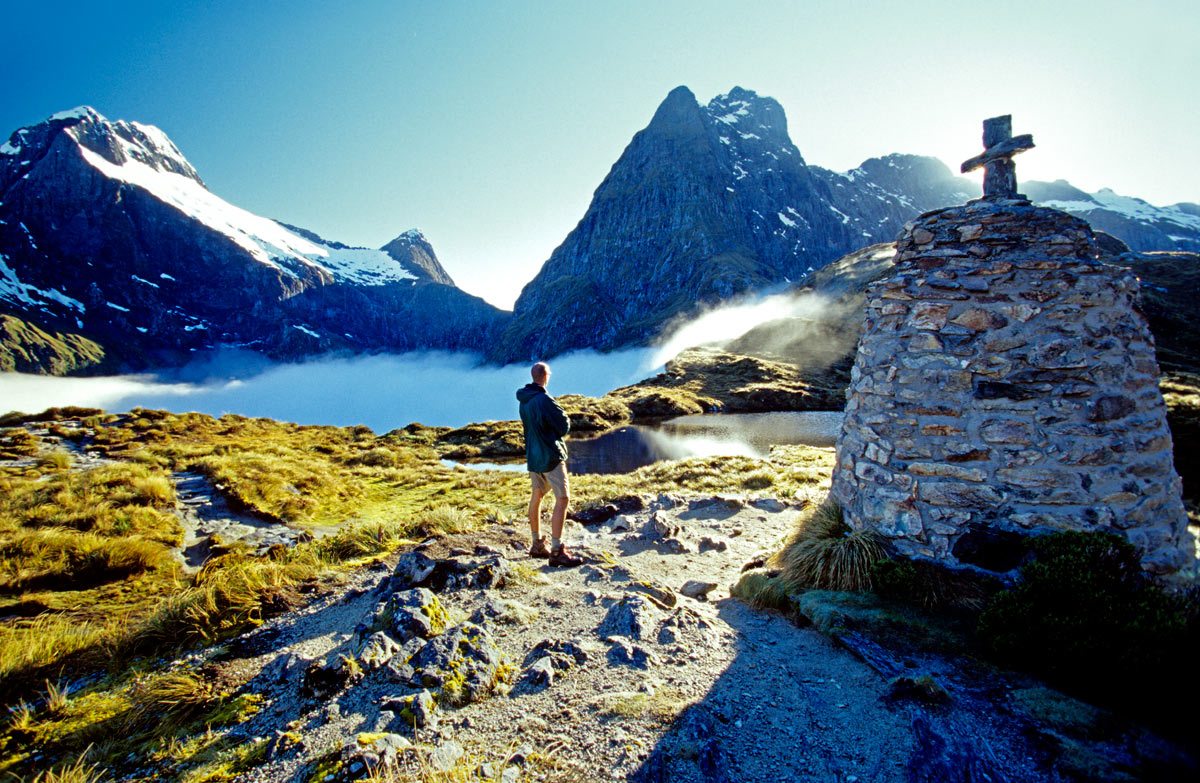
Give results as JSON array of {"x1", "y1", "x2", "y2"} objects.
[{"x1": 0, "y1": 314, "x2": 106, "y2": 376}]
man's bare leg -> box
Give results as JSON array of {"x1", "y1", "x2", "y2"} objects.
[
  {"x1": 550, "y1": 494, "x2": 569, "y2": 546},
  {"x1": 528, "y1": 487, "x2": 546, "y2": 543}
]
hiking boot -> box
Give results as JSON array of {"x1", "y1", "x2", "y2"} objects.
[
  {"x1": 548, "y1": 544, "x2": 584, "y2": 568},
  {"x1": 529, "y1": 537, "x2": 551, "y2": 559}
]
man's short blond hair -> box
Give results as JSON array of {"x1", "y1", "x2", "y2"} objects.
[{"x1": 531, "y1": 362, "x2": 550, "y2": 383}]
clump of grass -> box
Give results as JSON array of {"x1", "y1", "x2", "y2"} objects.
[
  {"x1": 0, "y1": 407, "x2": 106, "y2": 427},
  {"x1": 416, "y1": 506, "x2": 475, "y2": 537},
  {"x1": 0, "y1": 427, "x2": 41, "y2": 458},
  {"x1": 730, "y1": 570, "x2": 795, "y2": 614},
  {"x1": 596, "y1": 687, "x2": 692, "y2": 722},
  {"x1": 0, "y1": 615, "x2": 121, "y2": 691},
  {"x1": 124, "y1": 669, "x2": 221, "y2": 735},
  {"x1": 344, "y1": 447, "x2": 401, "y2": 468},
  {"x1": 44, "y1": 679, "x2": 71, "y2": 717},
  {"x1": 38, "y1": 450, "x2": 73, "y2": 471},
  {"x1": 0, "y1": 529, "x2": 176, "y2": 593},
  {"x1": 25, "y1": 752, "x2": 107, "y2": 783},
  {"x1": 128, "y1": 552, "x2": 313, "y2": 653},
  {"x1": 740, "y1": 468, "x2": 776, "y2": 490},
  {"x1": 316, "y1": 520, "x2": 409, "y2": 563},
  {"x1": 776, "y1": 501, "x2": 886, "y2": 592}
]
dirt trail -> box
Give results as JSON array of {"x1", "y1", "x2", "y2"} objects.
[{"x1": 187, "y1": 492, "x2": 1088, "y2": 783}]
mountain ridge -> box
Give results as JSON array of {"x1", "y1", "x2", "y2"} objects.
[
  {"x1": 0, "y1": 106, "x2": 506, "y2": 372},
  {"x1": 2, "y1": 97, "x2": 1197, "y2": 374}
]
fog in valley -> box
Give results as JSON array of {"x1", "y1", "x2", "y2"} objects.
[
  {"x1": 0, "y1": 349, "x2": 659, "y2": 432},
  {"x1": 0, "y1": 287, "x2": 859, "y2": 431}
]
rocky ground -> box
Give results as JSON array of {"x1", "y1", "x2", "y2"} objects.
[{"x1": 131, "y1": 490, "x2": 1188, "y2": 783}]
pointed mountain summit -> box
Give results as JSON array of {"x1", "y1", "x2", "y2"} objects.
[
  {"x1": 0, "y1": 107, "x2": 505, "y2": 372},
  {"x1": 495, "y1": 86, "x2": 876, "y2": 361},
  {"x1": 381, "y1": 229, "x2": 455, "y2": 286}
]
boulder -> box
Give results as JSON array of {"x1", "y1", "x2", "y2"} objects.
[
  {"x1": 597, "y1": 595, "x2": 657, "y2": 641},
  {"x1": 605, "y1": 635, "x2": 657, "y2": 669},
  {"x1": 358, "y1": 631, "x2": 402, "y2": 669},
  {"x1": 408, "y1": 622, "x2": 507, "y2": 706},
  {"x1": 379, "y1": 588, "x2": 447, "y2": 641},
  {"x1": 335, "y1": 733, "x2": 413, "y2": 781},
  {"x1": 679, "y1": 580, "x2": 719, "y2": 600},
  {"x1": 382, "y1": 689, "x2": 438, "y2": 730}
]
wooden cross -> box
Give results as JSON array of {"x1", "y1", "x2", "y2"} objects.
[{"x1": 960, "y1": 115, "x2": 1035, "y2": 200}]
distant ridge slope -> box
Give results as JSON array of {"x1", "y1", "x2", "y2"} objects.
[{"x1": 0, "y1": 107, "x2": 506, "y2": 373}]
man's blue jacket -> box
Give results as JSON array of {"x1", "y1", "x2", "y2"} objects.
[{"x1": 516, "y1": 383, "x2": 570, "y2": 473}]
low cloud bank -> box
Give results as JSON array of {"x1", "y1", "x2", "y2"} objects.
[
  {"x1": 0, "y1": 348, "x2": 658, "y2": 431},
  {"x1": 648, "y1": 288, "x2": 859, "y2": 370}
]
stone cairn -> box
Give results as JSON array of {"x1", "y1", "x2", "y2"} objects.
[{"x1": 830, "y1": 115, "x2": 1192, "y2": 577}]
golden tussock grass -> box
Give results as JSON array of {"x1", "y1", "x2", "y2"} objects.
[{"x1": 776, "y1": 500, "x2": 886, "y2": 592}]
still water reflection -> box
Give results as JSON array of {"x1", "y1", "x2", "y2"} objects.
[{"x1": 443, "y1": 411, "x2": 844, "y2": 476}]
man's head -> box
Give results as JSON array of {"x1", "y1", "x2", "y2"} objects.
[{"x1": 531, "y1": 362, "x2": 551, "y2": 386}]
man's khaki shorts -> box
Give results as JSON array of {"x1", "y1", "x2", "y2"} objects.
[{"x1": 530, "y1": 462, "x2": 569, "y2": 498}]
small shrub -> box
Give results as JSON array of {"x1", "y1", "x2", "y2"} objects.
[
  {"x1": 777, "y1": 501, "x2": 886, "y2": 592},
  {"x1": 977, "y1": 531, "x2": 1193, "y2": 712}
]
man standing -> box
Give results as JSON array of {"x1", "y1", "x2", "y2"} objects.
[{"x1": 517, "y1": 362, "x2": 583, "y2": 567}]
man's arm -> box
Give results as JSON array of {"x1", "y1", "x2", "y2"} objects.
[{"x1": 543, "y1": 396, "x2": 570, "y2": 439}]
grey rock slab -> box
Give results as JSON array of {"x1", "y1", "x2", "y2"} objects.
[
  {"x1": 428, "y1": 740, "x2": 464, "y2": 772},
  {"x1": 358, "y1": 631, "x2": 401, "y2": 669},
  {"x1": 597, "y1": 595, "x2": 658, "y2": 641},
  {"x1": 679, "y1": 580, "x2": 719, "y2": 600}
]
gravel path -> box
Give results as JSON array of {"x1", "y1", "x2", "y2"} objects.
[{"x1": 199, "y1": 495, "x2": 929, "y2": 782}]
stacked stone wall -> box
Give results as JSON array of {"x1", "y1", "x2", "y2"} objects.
[{"x1": 830, "y1": 199, "x2": 1191, "y2": 576}]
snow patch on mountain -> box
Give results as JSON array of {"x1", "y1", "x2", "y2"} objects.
[
  {"x1": 74, "y1": 137, "x2": 415, "y2": 286},
  {"x1": 49, "y1": 106, "x2": 98, "y2": 123},
  {"x1": 0, "y1": 253, "x2": 86, "y2": 314},
  {"x1": 1041, "y1": 188, "x2": 1200, "y2": 230}
]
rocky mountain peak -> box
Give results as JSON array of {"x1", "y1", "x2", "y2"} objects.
[
  {"x1": 704, "y1": 87, "x2": 792, "y2": 150},
  {"x1": 1, "y1": 106, "x2": 204, "y2": 187},
  {"x1": 380, "y1": 229, "x2": 455, "y2": 286},
  {"x1": 649, "y1": 85, "x2": 700, "y2": 123}
]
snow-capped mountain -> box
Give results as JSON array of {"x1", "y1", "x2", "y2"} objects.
[
  {"x1": 0, "y1": 107, "x2": 505, "y2": 372},
  {"x1": 3, "y1": 98, "x2": 1194, "y2": 373},
  {"x1": 1022, "y1": 180, "x2": 1200, "y2": 253}
]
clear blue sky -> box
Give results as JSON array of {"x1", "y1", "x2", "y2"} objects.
[{"x1": 3, "y1": 0, "x2": 1197, "y2": 308}]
